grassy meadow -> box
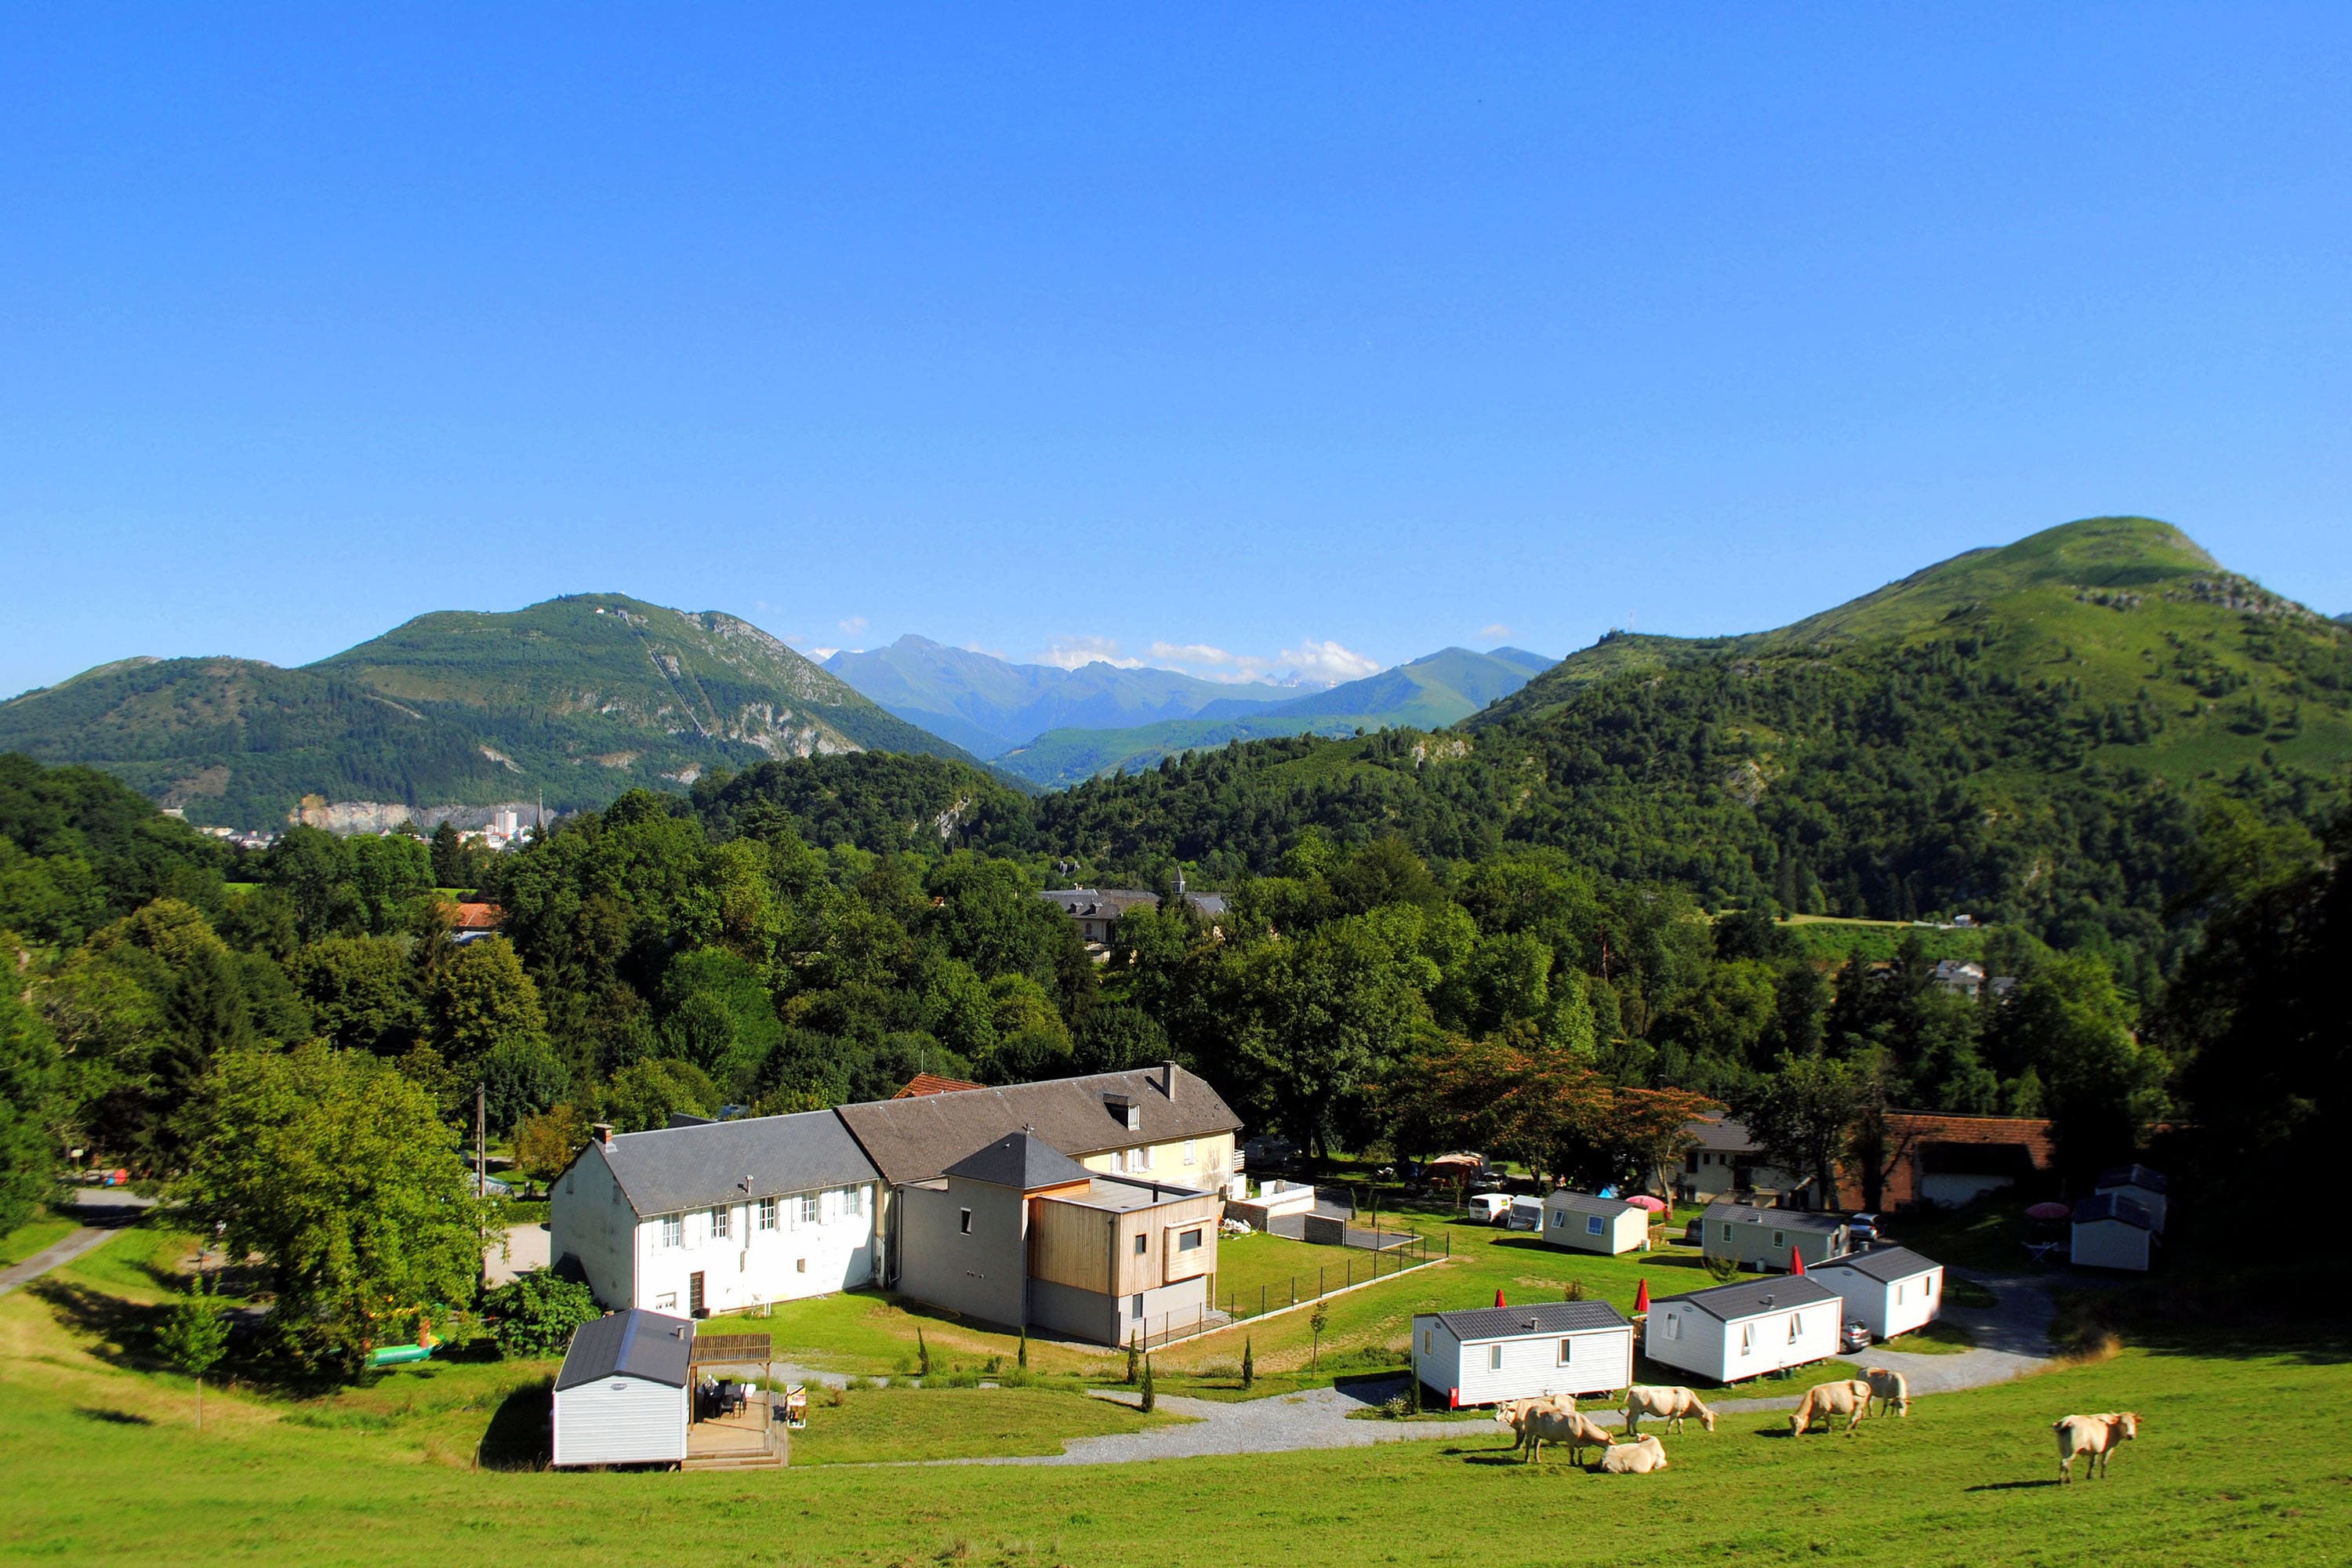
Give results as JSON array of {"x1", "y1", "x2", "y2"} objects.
[{"x1": 4, "y1": 1221, "x2": 2345, "y2": 1567}]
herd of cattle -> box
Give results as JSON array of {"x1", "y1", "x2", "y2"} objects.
[{"x1": 1493, "y1": 1377, "x2": 2142, "y2": 1485}]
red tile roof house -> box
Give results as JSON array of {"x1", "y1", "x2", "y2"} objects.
[{"x1": 1837, "y1": 1112, "x2": 2056, "y2": 1212}]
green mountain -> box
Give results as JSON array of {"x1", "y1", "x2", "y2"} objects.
[
  {"x1": 0, "y1": 595, "x2": 982, "y2": 829},
  {"x1": 993, "y1": 645, "x2": 1557, "y2": 788},
  {"x1": 1023, "y1": 518, "x2": 2352, "y2": 974}
]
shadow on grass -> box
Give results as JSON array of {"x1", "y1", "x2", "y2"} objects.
[
  {"x1": 1966, "y1": 1479, "x2": 2060, "y2": 1492},
  {"x1": 475, "y1": 1377, "x2": 553, "y2": 1471},
  {"x1": 2051, "y1": 1279, "x2": 2352, "y2": 1368},
  {"x1": 74, "y1": 1406, "x2": 154, "y2": 1425},
  {"x1": 31, "y1": 1277, "x2": 354, "y2": 1399}
]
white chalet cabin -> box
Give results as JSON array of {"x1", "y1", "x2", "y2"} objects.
[
  {"x1": 552, "y1": 1111, "x2": 882, "y2": 1318},
  {"x1": 2094, "y1": 1164, "x2": 2168, "y2": 1233},
  {"x1": 1413, "y1": 1299, "x2": 1635, "y2": 1409},
  {"x1": 550, "y1": 1309, "x2": 691, "y2": 1468},
  {"x1": 1541, "y1": 1190, "x2": 1648, "y2": 1256},
  {"x1": 1644, "y1": 1276, "x2": 1842, "y2": 1385},
  {"x1": 1809, "y1": 1247, "x2": 1944, "y2": 1341},
  {"x1": 2071, "y1": 1192, "x2": 2158, "y2": 1273}
]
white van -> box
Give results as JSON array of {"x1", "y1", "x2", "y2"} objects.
[{"x1": 1468, "y1": 1193, "x2": 1512, "y2": 1225}]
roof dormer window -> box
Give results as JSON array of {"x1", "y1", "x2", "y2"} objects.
[{"x1": 1106, "y1": 1092, "x2": 1140, "y2": 1131}]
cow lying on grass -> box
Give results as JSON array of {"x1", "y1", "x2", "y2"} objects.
[
  {"x1": 1789, "y1": 1379, "x2": 1875, "y2": 1436},
  {"x1": 1599, "y1": 1435, "x2": 1669, "y2": 1474},
  {"x1": 1861, "y1": 1367, "x2": 1909, "y2": 1418},
  {"x1": 1497, "y1": 1400, "x2": 1611, "y2": 1465},
  {"x1": 2053, "y1": 1412, "x2": 2140, "y2": 1483},
  {"x1": 1624, "y1": 1385, "x2": 1715, "y2": 1436}
]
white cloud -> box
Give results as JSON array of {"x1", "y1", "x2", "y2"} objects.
[
  {"x1": 1145, "y1": 641, "x2": 1238, "y2": 667},
  {"x1": 1038, "y1": 635, "x2": 1145, "y2": 671},
  {"x1": 837, "y1": 615, "x2": 868, "y2": 634},
  {"x1": 1277, "y1": 639, "x2": 1382, "y2": 684},
  {"x1": 1479, "y1": 622, "x2": 1511, "y2": 641},
  {"x1": 1133, "y1": 637, "x2": 1384, "y2": 688},
  {"x1": 807, "y1": 647, "x2": 840, "y2": 661}
]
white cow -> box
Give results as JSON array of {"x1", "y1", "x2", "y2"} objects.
[
  {"x1": 1599, "y1": 1434, "x2": 1670, "y2": 1474},
  {"x1": 2053, "y1": 1412, "x2": 2140, "y2": 1483},
  {"x1": 1494, "y1": 1395, "x2": 1575, "y2": 1452},
  {"x1": 1861, "y1": 1367, "x2": 1910, "y2": 1418},
  {"x1": 1789, "y1": 1379, "x2": 1875, "y2": 1437},
  {"x1": 1624, "y1": 1385, "x2": 1716, "y2": 1436}
]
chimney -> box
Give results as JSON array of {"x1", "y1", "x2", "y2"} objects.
[
  {"x1": 1160, "y1": 1062, "x2": 1178, "y2": 1098},
  {"x1": 592, "y1": 1123, "x2": 614, "y2": 1146}
]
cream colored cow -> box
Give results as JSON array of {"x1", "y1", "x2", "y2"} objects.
[
  {"x1": 1624, "y1": 1385, "x2": 1717, "y2": 1436},
  {"x1": 2053, "y1": 1412, "x2": 2140, "y2": 1483},
  {"x1": 1789, "y1": 1378, "x2": 1875, "y2": 1436},
  {"x1": 1861, "y1": 1367, "x2": 1910, "y2": 1418},
  {"x1": 1599, "y1": 1434, "x2": 1670, "y2": 1474}
]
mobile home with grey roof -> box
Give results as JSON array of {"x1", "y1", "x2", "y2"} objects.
[
  {"x1": 1643, "y1": 1276, "x2": 1842, "y2": 1385},
  {"x1": 1810, "y1": 1247, "x2": 1944, "y2": 1340},
  {"x1": 1411, "y1": 1299, "x2": 1635, "y2": 1409},
  {"x1": 1700, "y1": 1201, "x2": 1850, "y2": 1272},
  {"x1": 551, "y1": 1309, "x2": 692, "y2": 1468},
  {"x1": 1541, "y1": 1190, "x2": 1648, "y2": 1255}
]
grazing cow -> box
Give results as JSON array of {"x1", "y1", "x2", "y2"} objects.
[
  {"x1": 1624, "y1": 1385, "x2": 1716, "y2": 1436},
  {"x1": 1861, "y1": 1367, "x2": 1910, "y2": 1418},
  {"x1": 2053, "y1": 1412, "x2": 2140, "y2": 1483},
  {"x1": 1789, "y1": 1379, "x2": 1876, "y2": 1437},
  {"x1": 1519, "y1": 1406, "x2": 1616, "y2": 1466},
  {"x1": 1494, "y1": 1394, "x2": 1574, "y2": 1451},
  {"x1": 1599, "y1": 1434, "x2": 1670, "y2": 1475}
]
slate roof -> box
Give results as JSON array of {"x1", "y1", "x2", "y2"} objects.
[
  {"x1": 1650, "y1": 1275, "x2": 1840, "y2": 1322},
  {"x1": 1544, "y1": 1190, "x2": 1639, "y2": 1219},
  {"x1": 1426, "y1": 1299, "x2": 1631, "y2": 1341},
  {"x1": 834, "y1": 1065, "x2": 1243, "y2": 1186},
  {"x1": 943, "y1": 1131, "x2": 1094, "y2": 1191},
  {"x1": 2073, "y1": 1192, "x2": 2157, "y2": 1231},
  {"x1": 2096, "y1": 1163, "x2": 2168, "y2": 1194},
  {"x1": 1703, "y1": 1200, "x2": 1846, "y2": 1234},
  {"x1": 1686, "y1": 1115, "x2": 1759, "y2": 1153},
  {"x1": 590, "y1": 1109, "x2": 880, "y2": 1218},
  {"x1": 554, "y1": 1309, "x2": 693, "y2": 1392},
  {"x1": 1813, "y1": 1246, "x2": 1940, "y2": 1284}
]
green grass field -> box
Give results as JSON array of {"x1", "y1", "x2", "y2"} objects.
[
  {"x1": 0, "y1": 1210, "x2": 75, "y2": 1268},
  {"x1": 5, "y1": 1225, "x2": 2349, "y2": 1565}
]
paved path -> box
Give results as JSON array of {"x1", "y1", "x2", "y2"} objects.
[
  {"x1": 0, "y1": 1191, "x2": 153, "y2": 1298},
  {"x1": 913, "y1": 1269, "x2": 2060, "y2": 1467}
]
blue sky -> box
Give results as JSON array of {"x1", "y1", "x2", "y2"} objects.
[{"x1": 3, "y1": 5, "x2": 2348, "y2": 696}]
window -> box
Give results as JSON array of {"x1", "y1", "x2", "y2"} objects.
[
  {"x1": 1131, "y1": 1294, "x2": 1145, "y2": 1320},
  {"x1": 1184, "y1": 1139, "x2": 1196, "y2": 1166},
  {"x1": 1662, "y1": 1313, "x2": 1680, "y2": 1341},
  {"x1": 1423, "y1": 1331, "x2": 1433, "y2": 1356},
  {"x1": 1488, "y1": 1345, "x2": 1503, "y2": 1371},
  {"x1": 1134, "y1": 1233, "x2": 1149, "y2": 1256},
  {"x1": 564, "y1": 1171, "x2": 575, "y2": 1195},
  {"x1": 1925, "y1": 1273, "x2": 1936, "y2": 1296},
  {"x1": 841, "y1": 1185, "x2": 865, "y2": 1218},
  {"x1": 757, "y1": 1197, "x2": 778, "y2": 1232},
  {"x1": 1586, "y1": 1215, "x2": 1604, "y2": 1236},
  {"x1": 1557, "y1": 1338, "x2": 1574, "y2": 1366},
  {"x1": 711, "y1": 1206, "x2": 730, "y2": 1240},
  {"x1": 1177, "y1": 1229, "x2": 1203, "y2": 1253},
  {"x1": 1720, "y1": 1224, "x2": 1733, "y2": 1243},
  {"x1": 1896, "y1": 1283, "x2": 1904, "y2": 1304},
  {"x1": 1110, "y1": 1149, "x2": 1126, "y2": 1174},
  {"x1": 655, "y1": 1291, "x2": 677, "y2": 1310},
  {"x1": 1739, "y1": 1323, "x2": 1754, "y2": 1356},
  {"x1": 1134, "y1": 1143, "x2": 1155, "y2": 1171},
  {"x1": 1773, "y1": 1230, "x2": 1785, "y2": 1249},
  {"x1": 660, "y1": 1214, "x2": 683, "y2": 1248},
  {"x1": 1788, "y1": 1313, "x2": 1802, "y2": 1343},
  {"x1": 796, "y1": 1258, "x2": 807, "y2": 1274},
  {"x1": 959, "y1": 1208, "x2": 972, "y2": 1235},
  {"x1": 800, "y1": 1192, "x2": 821, "y2": 1225}
]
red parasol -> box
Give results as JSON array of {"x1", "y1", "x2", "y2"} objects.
[
  {"x1": 1790, "y1": 1246, "x2": 1806, "y2": 1276},
  {"x1": 1494, "y1": 1287, "x2": 1507, "y2": 1308},
  {"x1": 1626, "y1": 1194, "x2": 1667, "y2": 1213},
  {"x1": 1634, "y1": 1279, "x2": 1650, "y2": 1316},
  {"x1": 2027, "y1": 1201, "x2": 2071, "y2": 1221}
]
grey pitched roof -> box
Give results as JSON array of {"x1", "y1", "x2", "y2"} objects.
[
  {"x1": 1545, "y1": 1190, "x2": 1639, "y2": 1219},
  {"x1": 2096, "y1": 1163, "x2": 2168, "y2": 1194},
  {"x1": 943, "y1": 1131, "x2": 1094, "y2": 1191},
  {"x1": 833, "y1": 1065, "x2": 1243, "y2": 1186},
  {"x1": 554, "y1": 1309, "x2": 693, "y2": 1392},
  {"x1": 1703, "y1": 1200, "x2": 1846, "y2": 1234},
  {"x1": 1426, "y1": 1299, "x2": 1631, "y2": 1341},
  {"x1": 1813, "y1": 1246, "x2": 1940, "y2": 1285},
  {"x1": 591, "y1": 1109, "x2": 880, "y2": 1218},
  {"x1": 2073, "y1": 1192, "x2": 2156, "y2": 1230},
  {"x1": 1686, "y1": 1116, "x2": 1758, "y2": 1153},
  {"x1": 1650, "y1": 1275, "x2": 1840, "y2": 1322}
]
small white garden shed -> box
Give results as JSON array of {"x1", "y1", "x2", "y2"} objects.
[
  {"x1": 1412, "y1": 1299, "x2": 1635, "y2": 1409},
  {"x1": 2071, "y1": 1192, "x2": 2158, "y2": 1272},
  {"x1": 1541, "y1": 1190, "x2": 1647, "y2": 1255},
  {"x1": 1809, "y1": 1246, "x2": 1944, "y2": 1340},
  {"x1": 1643, "y1": 1276, "x2": 1842, "y2": 1385},
  {"x1": 2094, "y1": 1164, "x2": 2167, "y2": 1233},
  {"x1": 552, "y1": 1309, "x2": 694, "y2": 1468}
]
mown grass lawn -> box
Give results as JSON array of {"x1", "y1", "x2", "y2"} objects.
[
  {"x1": 4, "y1": 1243, "x2": 2344, "y2": 1568},
  {"x1": 790, "y1": 1383, "x2": 1189, "y2": 1466},
  {"x1": 0, "y1": 1209, "x2": 75, "y2": 1268}
]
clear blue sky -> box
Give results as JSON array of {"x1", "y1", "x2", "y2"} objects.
[{"x1": 4, "y1": 5, "x2": 2348, "y2": 696}]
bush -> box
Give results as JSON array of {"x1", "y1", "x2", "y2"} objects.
[
  {"x1": 483, "y1": 1270, "x2": 599, "y2": 1358},
  {"x1": 1381, "y1": 1394, "x2": 1414, "y2": 1420},
  {"x1": 1703, "y1": 1254, "x2": 1743, "y2": 1283}
]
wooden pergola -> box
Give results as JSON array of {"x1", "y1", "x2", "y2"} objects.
[{"x1": 684, "y1": 1331, "x2": 786, "y2": 1468}]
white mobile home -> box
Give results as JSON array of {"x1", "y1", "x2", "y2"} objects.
[
  {"x1": 2071, "y1": 1193, "x2": 2158, "y2": 1272},
  {"x1": 1644, "y1": 1276, "x2": 1842, "y2": 1385},
  {"x1": 1809, "y1": 1247, "x2": 1944, "y2": 1341},
  {"x1": 1700, "y1": 1201, "x2": 1850, "y2": 1272},
  {"x1": 552, "y1": 1111, "x2": 882, "y2": 1317},
  {"x1": 1541, "y1": 1191, "x2": 1647, "y2": 1256},
  {"x1": 2094, "y1": 1164, "x2": 2168, "y2": 1233},
  {"x1": 1413, "y1": 1299, "x2": 1635, "y2": 1410},
  {"x1": 551, "y1": 1310, "x2": 692, "y2": 1468}
]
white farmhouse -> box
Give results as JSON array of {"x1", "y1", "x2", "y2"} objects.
[
  {"x1": 1412, "y1": 1299, "x2": 1635, "y2": 1410},
  {"x1": 2071, "y1": 1192, "x2": 2158, "y2": 1272},
  {"x1": 2094, "y1": 1164, "x2": 2168, "y2": 1233},
  {"x1": 550, "y1": 1308, "x2": 692, "y2": 1468},
  {"x1": 552, "y1": 1111, "x2": 882, "y2": 1318},
  {"x1": 1541, "y1": 1190, "x2": 1648, "y2": 1256},
  {"x1": 1643, "y1": 1276, "x2": 1842, "y2": 1385},
  {"x1": 1809, "y1": 1247, "x2": 1944, "y2": 1341}
]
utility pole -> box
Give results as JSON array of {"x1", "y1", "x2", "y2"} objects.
[{"x1": 476, "y1": 1083, "x2": 487, "y2": 1199}]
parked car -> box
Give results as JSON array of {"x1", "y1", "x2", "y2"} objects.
[
  {"x1": 1841, "y1": 1319, "x2": 1873, "y2": 1353},
  {"x1": 1847, "y1": 1212, "x2": 1886, "y2": 1245},
  {"x1": 1467, "y1": 1193, "x2": 1513, "y2": 1225}
]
